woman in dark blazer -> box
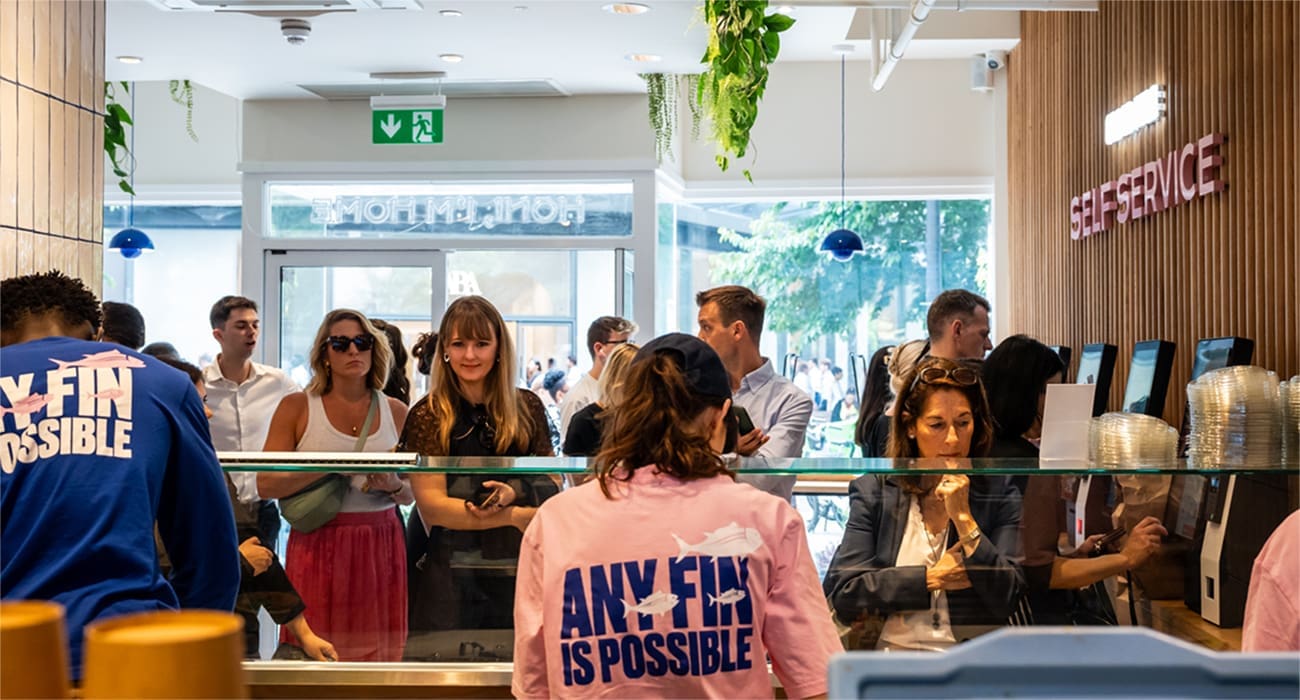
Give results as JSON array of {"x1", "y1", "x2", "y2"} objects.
[{"x1": 824, "y1": 357, "x2": 1024, "y2": 650}]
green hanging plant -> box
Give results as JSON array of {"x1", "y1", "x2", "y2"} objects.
[
  {"x1": 642, "y1": 73, "x2": 703, "y2": 164},
  {"x1": 697, "y1": 0, "x2": 794, "y2": 182},
  {"x1": 168, "y1": 79, "x2": 197, "y2": 142},
  {"x1": 103, "y1": 81, "x2": 134, "y2": 196}
]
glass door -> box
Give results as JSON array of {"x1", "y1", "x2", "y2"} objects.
[{"x1": 263, "y1": 250, "x2": 446, "y2": 399}]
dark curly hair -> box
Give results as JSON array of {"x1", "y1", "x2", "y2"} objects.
[{"x1": 1, "y1": 270, "x2": 102, "y2": 337}]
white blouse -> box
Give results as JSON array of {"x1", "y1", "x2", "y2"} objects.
[{"x1": 877, "y1": 495, "x2": 958, "y2": 651}]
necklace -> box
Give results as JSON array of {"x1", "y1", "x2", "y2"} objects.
[{"x1": 921, "y1": 496, "x2": 949, "y2": 631}]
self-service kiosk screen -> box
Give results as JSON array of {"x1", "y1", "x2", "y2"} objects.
[
  {"x1": 1122, "y1": 340, "x2": 1174, "y2": 416},
  {"x1": 1190, "y1": 337, "x2": 1255, "y2": 380},
  {"x1": 1076, "y1": 343, "x2": 1116, "y2": 416}
]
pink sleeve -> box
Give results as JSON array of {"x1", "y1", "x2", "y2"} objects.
[
  {"x1": 763, "y1": 506, "x2": 844, "y2": 698},
  {"x1": 511, "y1": 515, "x2": 551, "y2": 698},
  {"x1": 1242, "y1": 565, "x2": 1300, "y2": 652}
]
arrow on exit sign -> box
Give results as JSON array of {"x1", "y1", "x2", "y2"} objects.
[{"x1": 372, "y1": 109, "x2": 444, "y2": 145}]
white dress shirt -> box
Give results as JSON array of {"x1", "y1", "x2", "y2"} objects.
[
  {"x1": 203, "y1": 359, "x2": 299, "y2": 502},
  {"x1": 559, "y1": 372, "x2": 599, "y2": 439},
  {"x1": 734, "y1": 359, "x2": 814, "y2": 501}
]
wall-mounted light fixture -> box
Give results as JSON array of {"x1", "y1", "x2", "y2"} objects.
[{"x1": 1104, "y1": 84, "x2": 1166, "y2": 145}]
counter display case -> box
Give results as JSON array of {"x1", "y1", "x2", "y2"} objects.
[{"x1": 219, "y1": 455, "x2": 1298, "y2": 698}]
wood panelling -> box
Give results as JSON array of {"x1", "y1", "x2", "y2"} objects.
[
  {"x1": 1007, "y1": 0, "x2": 1299, "y2": 428},
  {"x1": 1, "y1": 0, "x2": 105, "y2": 292}
]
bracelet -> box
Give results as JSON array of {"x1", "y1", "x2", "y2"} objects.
[
  {"x1": 961, "y1": 527, "x2": 982, "y2": 545},
  {"x1": 384, "y1": 484, "x2": 405, "y2": 497}
]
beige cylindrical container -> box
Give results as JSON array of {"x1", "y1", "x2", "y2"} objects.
[
  {"x1": 0, "y1": 600, "x2": 71, "y2": 699},
  {"x1": 81, "y1": 610, "x2": 246, "y2": 699}
]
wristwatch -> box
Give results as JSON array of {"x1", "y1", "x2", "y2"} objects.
[{"x1": 961, "y1": 527, "x2": 982, "y2": 546}]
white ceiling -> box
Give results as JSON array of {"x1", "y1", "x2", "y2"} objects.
[{"x1": 105, "y1": 0, "x2": 1022, "y2": 100}]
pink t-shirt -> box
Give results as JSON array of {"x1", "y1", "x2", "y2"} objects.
[
  {"x1": 1242, "y1": 510, "x2": 1300, "y2": 651},
  {"x1": 512, "y1": 467, "x2": 842, "y2": 699}
]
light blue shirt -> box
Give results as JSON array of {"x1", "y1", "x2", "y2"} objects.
[{"x1": 734, "y1": 359, "x2": 814, "y2": 501}]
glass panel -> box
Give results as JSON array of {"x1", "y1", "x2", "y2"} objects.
[
  {"x1": 446, "y1": 250, "x2": 575, "y2": 317},
  {"x1": 266, "y1": 181, "x2": 634, "y2": 239}
]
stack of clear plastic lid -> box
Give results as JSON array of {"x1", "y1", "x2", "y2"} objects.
[
  {"x1": 1089, "y1": 412, "x2": 1178, "y2": 468},
  {"x1": 1186, "y1": 365, "x2": 1281, "y2": 468},
  {"x1": 1283, "y1": 376, "x2": 1300, "y2": 466}
]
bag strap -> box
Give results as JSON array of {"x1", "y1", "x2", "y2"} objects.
[{"x1": 353, "y1": 390, "x2": 382, "y2": 452}]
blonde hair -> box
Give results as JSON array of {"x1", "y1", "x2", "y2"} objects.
[
  {"x1": 597, "y1": 342, "x2": 640, "y2": 409},
  {"x1": 306, "y1": 309, "x2": 393, "y2": 396},
  {"x1": 888, "y1": 339, "x2": 929, "y2": 398},
  {"x1": 423, "y1": 296, "x2": 529, "y2": 455}
]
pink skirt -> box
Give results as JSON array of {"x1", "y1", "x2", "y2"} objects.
[{"x1": 281, "y1": 509, "x2": 408, "y2": 661}]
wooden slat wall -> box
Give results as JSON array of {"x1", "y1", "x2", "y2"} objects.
[
  {"x1": 0, "y1": 0, "x2": 106, "y2": 290},
  {"x1": 1007, "y1": 0, "x2": 1299, "y2": 427}
]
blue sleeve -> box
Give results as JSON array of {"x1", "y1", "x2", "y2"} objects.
[{"x1": 155, "y1": 377, "x2": 240, "y2": 611}]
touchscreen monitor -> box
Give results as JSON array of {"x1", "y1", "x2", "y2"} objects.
[
  {"x1": 1076, "y1": 343, "x2": 1117, "y2": 417},
  {"x1": 1121, "y1": 339, "x2": 1176, "y2": 417}
]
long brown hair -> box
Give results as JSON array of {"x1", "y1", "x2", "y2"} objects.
[
  {"x1": 594, "y1": 351, "x2": 731, "y2": 497},
  {"x1": 887, "y1": 356, "x2": 993, "y2": 459},
  {"x1": 422, "y1": 296, "x2": 529, "y2": 455}
]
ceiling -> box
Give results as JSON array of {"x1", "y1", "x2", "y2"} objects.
[{"x1": 105, "y1": 0, "x2": 1023, "y2": 100}]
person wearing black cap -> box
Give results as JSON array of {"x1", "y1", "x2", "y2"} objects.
[{"x1": 512, "y1": 333, "x2": 842, "y2": 699}]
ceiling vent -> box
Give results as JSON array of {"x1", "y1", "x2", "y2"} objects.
[
  {"x1": 144, "y1": 0, "x2": 424, "y2": 12},
  {"x1": 298, "y1": 79, "x2": 571, "y2": 100}
]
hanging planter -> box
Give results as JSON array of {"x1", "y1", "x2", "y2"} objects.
[
  {"x1": 697, "y1": 0, "x2": 794, "y2": 182},
  {"x1": 168, "y1": 79, "x2": 198, "y2": 142},
  {"x1": 641, "y1": 73, "x2": 702, "y2": 164},
  {"x1": 103, "y1": 81, "x2": 134, "y2": 196}
]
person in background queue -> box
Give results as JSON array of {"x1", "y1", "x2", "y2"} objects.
[
  {"x1": 259, "y1": 309, "x2": 412, "y2": 662},
  {"x1": 562, "y1": 342, "x2": 639, "y2": 457},
  {"x1": 857, "y1": 340, "x2": 928, "y2": 458},
  {"x1": 97, "y1": 301, "x2": 146, "y2": 350},
  {"x1": 823, "y1": 357, "x2": 1023, "y2": 650},
  {"x1": 926, "y1": 289, "x2": 993, "y2": 361},
  {"x1": 983, "y1": 335, "x2": 1066, "y2": 459},
  {"x1": 203, "y1": 296, "x2": 298, "y2": 552},
  {"x1": 400, "y1": 295, "x2": 558, "y2": 659},
  {"x1": 513, "y1": 333, "x2": 842, "y2": 698},
  {"x1": 0, "y1": 271, "x2": 239, "y2": 679},
  {"x1": 141, "y1": 340, "x2": 180, "y2": 359},
  {"x1": 371, "y1": 319, "x2": 412, "y2": 405},
  {"x1": 559, "y1": 316, "x2": 638, "y2": 438},
  {"x1": 854, "y1": 346, "x2": 894, "y2": 456},
  {"x1": 696, "y1": 285, "x2": 813, "y2": 502}
]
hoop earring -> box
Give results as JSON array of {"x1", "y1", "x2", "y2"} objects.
[{"x1": 443, "y1": 354, "x2": 450, "y2": 362}]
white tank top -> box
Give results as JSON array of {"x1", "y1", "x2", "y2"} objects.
[{"x1": 296, "y1": 392, "x2": 402, "y2": 513}]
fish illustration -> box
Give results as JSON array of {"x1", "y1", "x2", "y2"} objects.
[
  {"x1": 84, "y1": 388, "x2": 126, "y2": 401},
  {"x1": 671, "y1": 522, "x2": 764, "y2": 563},
  {"x1": 623, "y1": 590, "x2": 680, "y2": 617},
  {"x1": 707, "y1": 588, "x2": 748, "y2": 607},
  {"x1": 0, "y1": 393, "x2": 50, "y2": 417},
  {"x1": 51, "y1": 349, "x2": 145, "y2": 371}
]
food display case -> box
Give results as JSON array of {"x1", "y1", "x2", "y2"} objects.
[{"x1": 224, "y1": 455, "x2": 1298, "y2": 698}]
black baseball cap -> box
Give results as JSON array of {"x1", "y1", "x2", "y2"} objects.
[{"x1": 634, "y1": 333, "x2": 732, "y2": 401}]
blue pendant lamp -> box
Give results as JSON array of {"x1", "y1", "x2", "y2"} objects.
[
  {"x1": 819, "y1": 51, "x2": 864, "y2": 262},
  {"x1": 109, "y1": 83, "x2": 155, "y2": 259}
]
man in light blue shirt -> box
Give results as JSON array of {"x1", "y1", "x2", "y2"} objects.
[{"x1": 696, "y1": 285, "x2": 814, "y2": 501}]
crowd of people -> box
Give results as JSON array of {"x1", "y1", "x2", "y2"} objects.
[{"x1": 2, "y1": 270, "x2": 1295, "y2": 696}]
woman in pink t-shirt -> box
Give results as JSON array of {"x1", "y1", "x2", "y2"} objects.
[{"x1": 513, "y1": 333, "x2": 842, "y2": 699}]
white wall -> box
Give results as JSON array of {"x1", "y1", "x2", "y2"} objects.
[{"x1": 109, "y1": 81, "x2": 242, "y2": 192}]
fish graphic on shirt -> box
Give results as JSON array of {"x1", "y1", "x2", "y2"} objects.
[
  {"x1": 0, "y1": 393, "x2": 50, "y2": 417},
  {"x1": 707, "y1": 588, "x2": 748, "y2": 607},
  {"x1": 671, "y1": 522, "x2": 764, "y2": 563},
  {"x1": 623, "y1": 590, "x2": 680, "y2": 617},
  {"x1": 84, "y1": 388, "x2": 126, "y2": 401},
  {"x1": 51, "y1": 349, "x2": 145, "y2": 371}
]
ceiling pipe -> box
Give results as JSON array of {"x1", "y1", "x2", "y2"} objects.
[{"x1": 871, "y1": 0, "x2": 938, "y2": 92}]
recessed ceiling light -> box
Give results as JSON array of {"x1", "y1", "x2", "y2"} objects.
[
  {"x1": 603, "y1": 3, "x2": 650, "y2": 14},
  {"x1": 116, "y1": 55, "x2": 143, "y2": 64},
  {"x1": 439, "y1": 9, "x2": 461, "y2": 17},
  {"x1": 625, "y1": 53, "x2": 662, "y2": 63},
  {"x1": 439, "y1": 53, "x2": 464, "y2": 63}
]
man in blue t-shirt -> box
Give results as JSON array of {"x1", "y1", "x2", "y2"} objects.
[{"x1": 0, "y1": 271, "x2": 240, "y2": 678}]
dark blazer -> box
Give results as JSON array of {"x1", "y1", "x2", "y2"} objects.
[{"x1": 823, "y1": 474, "x2": 1025, "y2": 626}]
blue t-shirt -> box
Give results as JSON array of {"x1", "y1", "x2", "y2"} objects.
[{"x1": 1, "y1": 337, "x2": 240, "y2": 677}]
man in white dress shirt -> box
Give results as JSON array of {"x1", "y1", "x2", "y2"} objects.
[
  {"x1": 202, "y1": 296, "x2": 298, "y2": 549},
  {"x1": 696, "y1": 285, "x2": 813, "y2": 502},
  {"x1": 558, "y1": 315, "x2": 637, "y2": 440}
]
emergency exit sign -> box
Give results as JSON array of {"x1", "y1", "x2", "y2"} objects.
[{"x1": 372, "y1": 109, "x2": 443, "y2": 145}]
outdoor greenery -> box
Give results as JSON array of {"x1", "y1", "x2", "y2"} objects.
[
  {"x1": 698, "y1": 1, "x2": 795, "y2": 182},
  {"x1": 709, "y1": 199, "x2": 990, "y2": 347},
  {"x1": 103, "y1": 82, "x2": 134, "y2": 196}
]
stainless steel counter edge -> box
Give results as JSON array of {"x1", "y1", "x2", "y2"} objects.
[{"x1": 243, "y1": 661, "x2": 785, "y2": 688}]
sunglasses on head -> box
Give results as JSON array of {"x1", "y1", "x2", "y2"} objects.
[
  {"x1": 325, "y1": 334, "x2": 375, "y2": 352},
  {"x1": 913, "y1": 364, "x2": 980, "y2": 389}
]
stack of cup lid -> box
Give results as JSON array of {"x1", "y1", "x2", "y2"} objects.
[
  {"x1": 1089, "y1": 412, "x2": 1178, "y2": 468},
  {"x1": 1186, "y1": 365, "x2": 1282, "y2": 469},
  {"x1": 1282, "y1": 375, "x2": 1299, "y2": 466}
]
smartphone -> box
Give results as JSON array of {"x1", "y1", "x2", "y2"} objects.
[
  {"x1": 731, "y1": 406, "x2": 756, "y2": 435},
  {"x1": 474, "y1": 487, "x2": 502, "y2": 510},
  {"x1": 1093, "y1": 526, "x2": 1126, "y2": 554}
]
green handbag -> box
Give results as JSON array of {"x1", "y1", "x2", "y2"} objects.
[{"x1": 279, "y1": 391, "x2": 381, "y2": 534}]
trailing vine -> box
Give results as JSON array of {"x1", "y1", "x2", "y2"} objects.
[
  {"x1": 642, "y1": 73, "x2": 703, "y2": 164},
  {"x1": 103, "y1": 81, "x2": 134, "y2": 196},
  {"x1": 169, "y1": 79, "x2": 197, "y2": 142},
  {"x1": 697, "y1": 0, "x2": 794, "y2": 182}
]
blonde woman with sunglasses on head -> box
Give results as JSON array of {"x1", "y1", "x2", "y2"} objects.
[{"x1": 823, "y1": 356, "x2": 1024, "y2": 651}]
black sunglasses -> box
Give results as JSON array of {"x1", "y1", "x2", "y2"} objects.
[{"x1": 325, "y1": 334, "x2": 375, "y2": 352}]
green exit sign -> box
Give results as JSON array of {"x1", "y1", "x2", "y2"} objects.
[{"x1": 372, "y1": 109, "x2": 444, "y2": 145}]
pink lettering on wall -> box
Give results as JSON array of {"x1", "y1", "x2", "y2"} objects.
[{"x1": 1070, "y1": 132, "x2": 1226, "y2": 240}]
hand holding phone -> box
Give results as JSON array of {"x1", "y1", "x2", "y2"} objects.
[{"x1": 731, "y1": 406, "x2": 756, "y2": 435}]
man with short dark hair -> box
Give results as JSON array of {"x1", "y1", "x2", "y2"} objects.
[
  {"x1": 0, "y1": 271, "x2": 239, "y2": 678},
  {"x1": 696, "y1": 285, "x2": 813, "y2": 501},
  {"x1": 559, "y1": 315, "x2": 638, "y2": 437},
  {"x1": 926, "y1": 288, "x2": 993, "y2": 360},
  {"x1": 98, "y1": 300, "x2": 146, "y2": 350}
]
